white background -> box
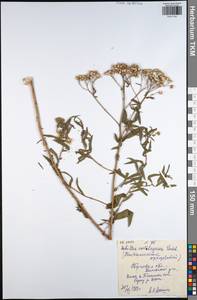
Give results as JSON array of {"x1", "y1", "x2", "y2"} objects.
[{"x1": 2, "y1": 2, "x2": 187, "y2": 298}]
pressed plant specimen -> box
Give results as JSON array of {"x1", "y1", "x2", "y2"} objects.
[{"x1": 23, "y1": 63, "x2": 176, "y2": 240}]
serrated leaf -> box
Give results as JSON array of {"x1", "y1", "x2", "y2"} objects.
[{"x1": 114, "y1": 209, "x2": 134, "y2": 226}]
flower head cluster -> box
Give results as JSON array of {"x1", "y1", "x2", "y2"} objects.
[
  {"x1": 75, "y1": 70, "x2": 101, "y2": 82},
  {"x1": 141, "y1": 68, "x2": 172, "y2": 87},
  {"x1": 104, "y1": 63, "x2": 140, "y2": 77},
  {"x1": 75, "y1": 63, "x2": 173, "y2": 91}
]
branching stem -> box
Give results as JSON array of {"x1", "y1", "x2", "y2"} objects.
[
  {"x1": 88, "y1": 90, "x2": 119, "y2": 126},
  {"x1": 68, "y1": 184, "x2": 107, "y2": 205},
  {"x1": 88, "y1": 155, "x2": 112, "y2": 172},
  {"x1": 108, "y1": 79, "x2": 126, "y2": 239},
  {"x1": 24, "y1": 77, "x2": 110, "y2": 239}
]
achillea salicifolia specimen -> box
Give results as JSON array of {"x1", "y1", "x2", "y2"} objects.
[{"x1": 23, "y1": 63, "x2": 176, "y2": 240}]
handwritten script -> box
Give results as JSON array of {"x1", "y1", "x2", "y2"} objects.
[{"x1": 117, "y1": 240, "x2": 186, "y2": 297}]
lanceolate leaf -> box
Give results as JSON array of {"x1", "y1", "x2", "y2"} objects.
[
  {"x1": 43, "y1": 155, "x2": 53, "y2": 166},
  {"x1": 122, "y1": 127, "x2": 140, "y2": 141},
  {"x1": 122, "y1": 109, "x2": 128, "y2": 124},
  {"x1": 76, "y1": 178, "x2": 85, "y2": 195},
  {"x1": 114, "y1": 133, "x2": 120, "y2": 143},
  {"x1": 43, "y1": 155, "x2": 59, "y2": 175},
  {"x1": 49, "y1": 148, "x2": 59, "y2": 162},
  {"x1": 43, "y1": 134, "x2": 57, "y2": 139},
  {"x1": 38, "y1": 162, "x2": 44, "y2": 169},
  {"x1": 62, "y1": 171, "x2": 73, "y2": 187},
  {"x1": 54, "y1": 138, "x2": 70, "y2": 150},
  {"x1": 114, "y1": 209, "x2": 134, "y2": 227},
  {"x1": 106, "y1": 193, "x2": 126, "y2": 209},
  {"x1": 115, "y1": 168, "x2": 128, "y2": 178},
  {"x1": 73, "y1": 116, "x2": 84, "y2": 129}
]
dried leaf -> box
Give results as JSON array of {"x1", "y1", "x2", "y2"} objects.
[
  {"x1": 148, "y1": 173, "x2": 160, "y2": 185},
  {"x1": 138, "y1": 188, "x2": 148, "y2": 196},
  {"x1": 106, "y1": 193, "x2": 126, "y2": 209},
  {"x1": 111, "y1": 145, "x2": 119, "y2": 150},
  {"x1": 114, "y1": 133, "x2": 120, "y2": 143},
  {"x1": 38, "y1": 162, "x2": 44, "y2": 170},
  {"x1": 115, "y1": 168, "x2": 127, "y2": 178},
  {"x1": 114, "y1": 209, "x2": 134, "y2": 226},
  {"x1": 73, "y1": 116, "x2": 84, "y2": 128},
  {"x1": 62, "y1": 171, "x2": 73, "y2": 187},
  {"x1": 44, "y1": 134, "x2": 57, "y2": 139},
  {"x1": 49, "y1": 148, "x2": 59, "y2": 162},
  {"x1": 76, "y1": 178, "x2": 84, "y2": 195},
  {"x1": 54, "y1": 138, "x2": 70, "y2": 150},
  {"x1": 42, "y1": 155, "x2": 58, "y2": 174},
  {"x1": 122, "y1": 128, "x2": 140, "y2": 141},
  {"x1": 122, "y1": 109, "x2": 128, "y2": 124}
]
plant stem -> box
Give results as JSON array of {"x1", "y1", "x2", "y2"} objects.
[
  {"x1": 88, "y1": 155, "x2": 112, "y2": 172},
  {"x1": 108, "y1": 80, "x2": 126, "y2": 240},
  {"x1": 111, "y1": 75, "x2": 121, "y2": 88},
  {"x1": 88, "y1": 91, "x2": 119, "y2": 126},
  {"x1": 125, "y1": 87, "x2": 146, "y2": 109},
  {"x1": 68, "y1": 184, "x2": 107, "y2": 205},
  {"x1": 24, "y1": 77, "x2": 109, "y2": 239}
]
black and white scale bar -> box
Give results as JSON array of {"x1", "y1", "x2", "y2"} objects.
[{"x1": 188, "y1": 88, "x2": 197, "y2": 187}]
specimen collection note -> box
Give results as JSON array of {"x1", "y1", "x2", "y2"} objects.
[{"x1": 117, "y1": 240, "x2": 187, "y2": 297}]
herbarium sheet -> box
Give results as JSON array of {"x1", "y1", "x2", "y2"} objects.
[{"x1": 2, "y1": 1, "x2": 187, "y2": 298}]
